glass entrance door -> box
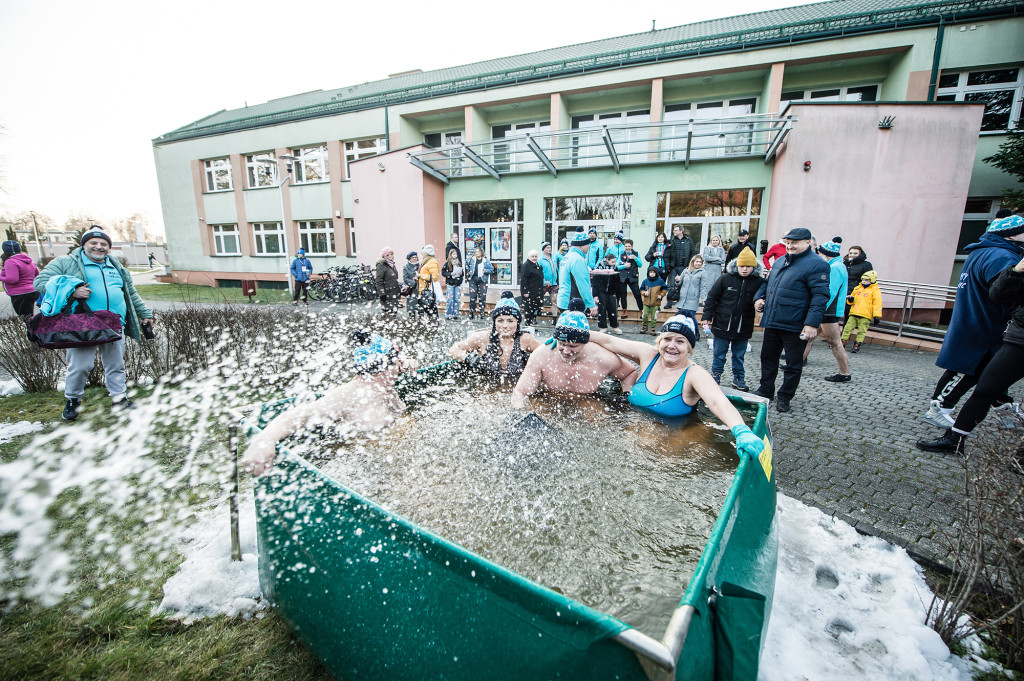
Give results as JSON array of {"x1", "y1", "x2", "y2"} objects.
[
  {"x1": 667, "y1": 218, "x2": 746, "y2": 255},
  {"x1": 553, "y1": 220, "x2": 624, "y2": 253}
]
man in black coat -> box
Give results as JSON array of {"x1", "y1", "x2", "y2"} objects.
[
  {"x1": 725, "y1": 229, "x2": 757, "y2": 266},
  {"x1": 444, "y1": 232, "x2": 462, "y2": 263},
  {"x1": 752, "y1": 228, "x2": 831, "y2": 412}
]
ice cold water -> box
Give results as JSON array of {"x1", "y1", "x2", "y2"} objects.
[{"x1": 306, "y1": 386, "x2": 748, "y2": 636}]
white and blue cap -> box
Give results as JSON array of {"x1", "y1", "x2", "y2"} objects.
[
  {"x1": 987, "y1": 214, "x2": 1024, "y2": 238},
  {"x1": 570, "y1": 228, "x2": 590, "y2": 246},
  {"x1": 817, "y1": 236, "x2": 842, "y2": 256},
  {"x1": 352, "y1": 329, "x2": 398, "y2": 373},
  {"x1": 80, "y1": 226, "x2": 112, "y2": 247},
  {"x1": 660, "y1": 312, "x2": 699, "y2": 347},
  {"x1": 554, "y1": 298, "x2": 590, "y2": 343},
  {"x1": 492, "y1": 290, "x2": 522, "y2": 322},
  {"x1": 614, "y1": 231, "x2": 624, "y2": 241}
]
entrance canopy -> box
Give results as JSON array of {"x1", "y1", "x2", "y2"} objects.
[{"x1": 408, "y1": 115, "x2": 794, "y2": 183}]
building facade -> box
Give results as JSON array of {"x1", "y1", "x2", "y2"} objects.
[{"x1": 153, "y1": 0, "x2": 1023, "y2": 307}]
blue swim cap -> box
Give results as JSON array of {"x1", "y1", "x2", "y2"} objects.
[
  {"x1": 352, "y1": 331, "x2": 397, "y2": 373},
  {"x1": 554, "y1": 300, "x2": 590, "y2": 343}
]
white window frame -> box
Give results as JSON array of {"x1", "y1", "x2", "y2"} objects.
[
  {"x1": 663, "y1": 98, "x2": 758, "y2": 159},
  {"x1": 245, "y1": 152, "x2": 278, "y2": 188},
  {"x1": 251, "y1": 222, "x2": 285, "y2": 256},
  {"x1": 297, "y1": 220, "x2": 334, "y2": 255},
  {"x1": 936, "y1": 66, "x2": 1023, "y2": 132},
  {"x1": 343, "y1": 138, "x2": 386, "y2": 179},
  {"x1": 346, "y1": 218, "x2": 356, "y2": 254},
  {"x1": 290, "y1": 145, "x2": 330, "y2": 184},
  {"x1": 779, "y1": 84, "x2": 881, "y2": 104},
  {"x1": 491, "y1": 121, "x2": 552, "y2": 172},
  {"x1": 211, "y1": 224, "x2": 240, "y2": 255},
  {"x1": 203, "y1": 158, "x2": 233, "y2": 192}
]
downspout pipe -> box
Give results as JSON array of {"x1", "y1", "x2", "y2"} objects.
[
  {"x1": 384, "y1": 102, "x2": 391, "y2": 151},
  {"x1": 927, "y1": 16, "x2": 946, "y2": 101}
]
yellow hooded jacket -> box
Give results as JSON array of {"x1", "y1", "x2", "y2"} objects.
[{"x1": 847, "y1": 280, "x2": 882, "y2": 319}]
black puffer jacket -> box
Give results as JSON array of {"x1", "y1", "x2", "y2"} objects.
[
  {"x1": 668, "y1": 236, "x2": 694, "y2": 270},
  {"x1": 989, "y1": 265, "x2": 1024, "y2": 347},
  {"x1": 701, "y1": 260, "x2": 764, "y2": 340},
  {"x1": 519, "y1": 259, "x2": 544, "y2": 299},
  {"x1": 844, "y1": 251, "x2": 874, "y2": 293}
]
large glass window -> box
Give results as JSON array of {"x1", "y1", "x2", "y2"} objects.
[
  {"x1": 423, "y1": 131, "x2": 464, "y2": 176},
  {"x1": 290, "y1": 145, "x2": 329, "y2": 183},
  {"x1": 344, "y1": 138, "x2": 387, "y2": 179},
  {"x1": 779, "y1": 84, "x2": 879, "y2": 104},
  {"x1": 491, "y1": 121, "x2": 551, "y2": 172},
  {"x1": 251, "y1": 222, "x2": 284, "y2": 255},
  {"x1": 203, "y1": 158, "x2": 232, "y2": 192},
  {"x1": 655, "y1": 189, "x2": 763, "y2": 252},
  {"x1": 570, "y1": 110, "x2": 649, "y2": 167},
  {"x1": 936, "y1": 67, "x2": 1022, "y2": 131},
  {"x1": 297, "y1": 220, "x2": 334, "y2": 254},
  {"x1": 211, "y1": 224, "x2": 240, "y2": 255},
  {"x1": 663, "y1": 98, "x2": 757, "y2": 159},
  {"x1": 451, "y1": 200, "x2": 523, "y2": 285},
  {"x1": 544, "y1": 194, "x2": 632, "y2": 251},
  {"x1": 245, "y1": 152, "x2": 277, "y2": 188}
]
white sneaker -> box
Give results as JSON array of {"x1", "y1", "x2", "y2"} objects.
[
  {"x1": 994, "y1": 402, "x2": 1023, "y2": 430},
  {"x1": 923, "y1": 399, "x2": 955, "y2": 429},
  {"x1": 611, "y1": 327, "x2": 623, "y2": 335}
]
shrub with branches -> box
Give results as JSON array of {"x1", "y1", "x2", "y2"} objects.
[
  {"x1": 928, "y1": 414, "x2": 1024, "y2": 671},
  {"x1": 0, "y1": 317, "x2": 65, "y2": 392}
]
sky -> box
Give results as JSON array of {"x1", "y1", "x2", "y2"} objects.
[{"x1": 0, "y1": 0, "x2": 813, "y2": 237}]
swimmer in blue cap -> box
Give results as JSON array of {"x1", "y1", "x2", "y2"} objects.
[
  {"x1": 243, "y1": 329, "x2": 419, "y2": 476},
  {"x1": 511, "y1": 299, "x2": 637, "y2": 409}
]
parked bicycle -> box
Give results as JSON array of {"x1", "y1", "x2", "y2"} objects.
[{"x1": 308, "y1": 265, "x2": 377, "y2": 303}]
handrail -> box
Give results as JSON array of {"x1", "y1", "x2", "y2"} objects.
[{"x1": 875, "y1": 278, "x2": 956, "y2": 340}]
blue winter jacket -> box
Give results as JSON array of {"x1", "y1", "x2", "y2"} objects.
[
  {"x1": 586, "y1": 240, "x2": 605, "y2": 269},
  {"x1": 540, "y1": 254, "x2": 558, "y2": 286},
  {"x1": 754, "y1": 246, "x2": 831, "y2": 332},
  {"x1": 557, "y1": 247, "x2": 596, "y2": 309},
  {"x1": 825, "y1": 256, "x2": 848, "y2": 318},
  {"x1": 290, "y1": 257, "x2": 313, "y2": 282},
  {"x1": 936, "y1": 233, "x2": 1024, "y2": 374}
]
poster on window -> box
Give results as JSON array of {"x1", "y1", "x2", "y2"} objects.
[
  {"x1": 464, "y1": 228, "x2": 485, "y2": 257},
  {"x1": 490, "y1": 227, "x2": 511, "y2": 260},
  {"x1": 494, "y1": 262, "x2": 512, "y2": 285}
]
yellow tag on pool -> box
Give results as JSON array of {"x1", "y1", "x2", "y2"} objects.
[{"x1": 758, "y1": 437, "x2": 773, "y2": 481}]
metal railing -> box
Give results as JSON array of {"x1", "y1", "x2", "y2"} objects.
[
  {"x1": 408, "y1": 115, "x2": 794, "y2": 183},
  {"x1": 876, "y1": 278, "x2": 957, "y2": 340}
]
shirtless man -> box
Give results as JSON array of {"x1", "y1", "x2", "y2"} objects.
[
  {"x1": 511, "y1": 301, "x2": 638, "y2": 409},
  {"x1": 243, "y1": 331, "x2": 418, "y2": 476}
]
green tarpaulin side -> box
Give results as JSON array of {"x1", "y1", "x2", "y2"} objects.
[{"x1": 248, "y1": 366, "x2": 776, "y2": 681}]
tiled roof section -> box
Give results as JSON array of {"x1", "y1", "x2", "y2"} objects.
[{"x1": 156, "y1": 0, "x2": 1022, "y2": 144}]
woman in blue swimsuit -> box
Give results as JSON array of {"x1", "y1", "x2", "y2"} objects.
[{"x1": 589, "y1": 314, "x2": 764, "y2": 458}]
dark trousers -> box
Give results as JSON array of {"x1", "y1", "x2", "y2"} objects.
[
  {"x1": 596, "y1": 290, "x2": 618, "y2": 329},
  {"x1": 522, "y1": 293, "x2": 543, "y2": 326},
  {"x1": 931, "y1": 351, "x2": 1009, "y2": 409},
  {"x1": 618, "y1": 278, "x2": 642, "y2": 312},
  {"x1": 757, "y1": 327, "x2": 806, "y2": 402},
  {"x1": 292, "y1": 280, "x2": 309, "y2": 302},
  {"x1": 953, "y1": 342, "x2": 1024, "y2": 433},
  {"x1": 10, "y1": 291, "x2": 38, "y2": 317}
]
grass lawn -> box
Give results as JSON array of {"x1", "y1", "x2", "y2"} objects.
[
  {"x1": 133, "y1": 284, "x2": 292, "y2": 305},
  {"x1": 0, "y1": 390, "x2": 333, "y2": 681}
]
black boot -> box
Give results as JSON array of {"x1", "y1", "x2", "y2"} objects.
[
  {"x1": 851, "y1": 341, "x2": 861, "y2": 353},
  {"x1": 916, "y1": 428, "x2": 965, "y2": 454}
]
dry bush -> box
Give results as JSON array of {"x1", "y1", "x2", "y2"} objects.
[
  {"x1": 0, "y1": 317, "x2": 65, "y2": 392},
  {"x1": 928, "y1": 412, "x2": 1024, "y2": 670}
]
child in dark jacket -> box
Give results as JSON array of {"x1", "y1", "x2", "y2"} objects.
[
  {"x1": 639, "y1": 268, "x2": 666, "y2": 334},
  {"x1": 700, "y1": 248, "x2": 761, "y2": 389}
]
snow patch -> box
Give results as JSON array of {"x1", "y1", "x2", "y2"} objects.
[
  {"x1": 1, "y1": 380, "x2": 25, "y2": 396},
  {"x1": 0, "y1": 421, "x2": 42, "y2": 442},
  {"x1": 157, "y1": 490, "x2": 266, "y2": 623}
]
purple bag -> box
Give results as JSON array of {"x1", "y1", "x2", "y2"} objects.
[{"x1": 28, "y1": 299, "x2": 123, "y2": 349}]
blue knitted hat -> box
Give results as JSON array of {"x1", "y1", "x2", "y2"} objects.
[
  {"x1": 541, "y1": 241, "x2": 551, "y2": 251},
  {"x1": 492, "y1": 290, "x2": 522, "y2": 322},
  {"x1": 570, "y1": 229, "x2": 589, "y2": 246},
  {"x1": 406, "y1": 250, "x2": 418, "y2": 260},
  {"x1": 817, "y1": 237, "x2": 842, "y2": 256},
  {"x1": 660, "y1": 312, "x2": 698, "y2": 347},
  {"x1": 554, "y1": 298, "x2": 590, "y2": 343},
  {"x1": 352, "y1": 330, "x2": 397, "y2": 373},
  {"x1": 987, "y1": 215, "x2": 1024, "y2": 238}
]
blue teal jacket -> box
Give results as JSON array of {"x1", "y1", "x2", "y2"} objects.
[
  {"x1": 825, "y1": 256, "x2": 848, "y2": 318},
  {"x1": 586, "y1": 240, "x2": 605, "y2": 269},
  {"x1": 540, "y1": 254, "x2": 558, "y2": 286},
  {"x1": 754, "y1": 246, "x2": 830, "y2": 332},
  {"x1": 557, "y1": 247, "x2": 596, "y2": 309},
  {"x1": 290, "y1": 257, "x2": 313, "y2": 282},
  {"x1": 937, "y1": 233, "x2": 1024, "y2": 374}
]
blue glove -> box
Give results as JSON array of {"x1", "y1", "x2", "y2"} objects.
[{"x1": 731, "y1": 424, "x2": 764, "y2": 459}]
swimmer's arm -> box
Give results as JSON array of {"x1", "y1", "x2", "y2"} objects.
[
  {"x1": 610, "y1": 355, "x2": 639, "y2": 392},
  {"x1": 242, "y1": 388, "x2": 349, "y2": 476},
  {"x1": 588, "y1": 330, "x2": 656, "y2": 366},
  {"x1": 448, "y1": 332, "x2": 485, "y2": 361},
  {"x1": 688, "y1": 366, "x2": 744, "y2": 430},
  {"x1": 511, "y1": 354, "x2": 543, "y2": 409},
  {"x1": 519, "y1": 334, "x2": 544, "y2": 352}
]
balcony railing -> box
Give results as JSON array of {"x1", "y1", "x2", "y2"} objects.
[{"x1": 408, "y1": 114, "x2": 794, "y2": 183}]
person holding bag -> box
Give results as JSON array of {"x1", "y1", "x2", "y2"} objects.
[
  {"x1": 34, "y1": 227, "x2": 153, "y2": 420},
  {"x1": 417, "y1": 244, "x2": 442, "y2": 322}
]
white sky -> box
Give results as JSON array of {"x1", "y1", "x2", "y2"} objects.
[{"x1": 0, "y1": 0, "x2": 812, "y2": 236}]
